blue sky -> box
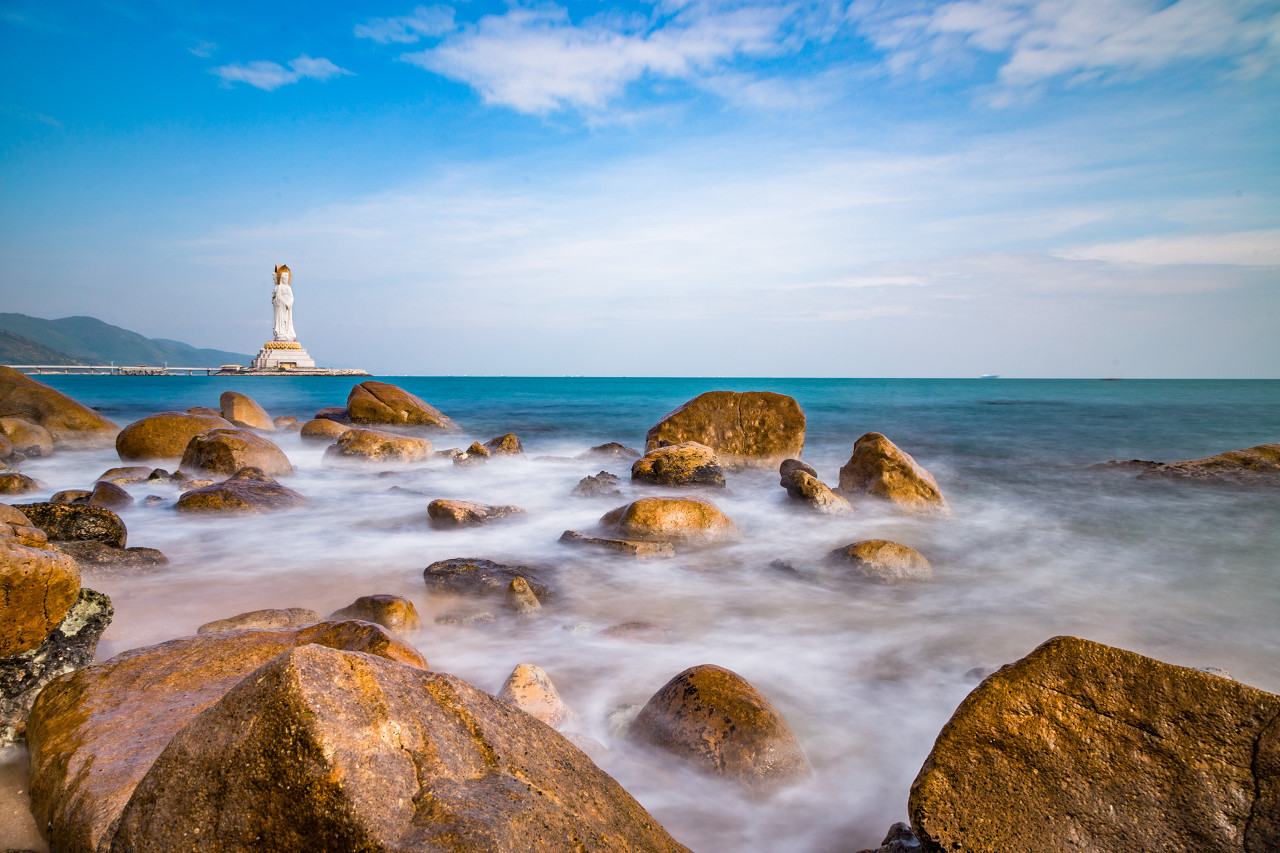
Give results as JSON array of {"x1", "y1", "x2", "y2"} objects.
[{"x1": 2, "y1": 0, "x2": 1277, "y2": 376}]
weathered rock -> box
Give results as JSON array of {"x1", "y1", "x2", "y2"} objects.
[
  {"x1": 484, "y1": 432, "x2": 524, "y2": 455},
  {"x1": 780, "y1": 462, "x2": 853, "y2": 515},
  {"x1": 197, "y1": 608, "x2": 321, "y2": 634},
  {"x1": 26, "y1": 622, "x2": 427, "y2": 853},
  {"x1": 577, "y1": 442, "x2": 642, "y2": 463},
  {"x1": 300, "y1": 417, "x2": 350, "y2": 443},
  {"x1": 175, "y1": 472, "x2": 307, "y2": 513},
  {"x1": 631, "y1": 441, "x2": 726, "y2": 488},
  {"x1": 454, "y1": 440, "x2": 492, "y2": 467},
  {"x1": 0, "y1": 504, "x2": 47, "y2": 549},
  {"x1": 0, "y1": 418, "x2": 53, "y2": 458},
  {"x1": 0, "y1": 473, "x2": 40, "y2": 495},
  {"x1": 779, "y1": 458, "x2": 817, "y2": 480},
  {"x1": 1138, "y1": 442, "x2": 1280, "y2": 484},
  {"x1": 856, "y1": 823, "x2": 921, "y2": 853},
  {"x1": 506, "y1": 576, "x2": 542, "y2": 614},
  {"x1": 498, "y1": 662, "x2": 571, "y2": 727},
  {"x1": 908, "y1": 635, "x2": 1280, "y2": 853},
  {"x1": 346, "y1": 380, "x2": 459, "y2": 430},
  {"x1": 559, "y1": 530, "x2": 675, "y2": 559},
  {"x1": 599, "y1": 497, "x2": 741, "y2": 545},
  {"x1": 218, "y1": 390, "x2": 275, "y2": 431},
  {"x1": 427, "y1": 498, "x2": 526, "y2": 528},
  {"x1": 110, "y1": 644, "x2": 690, "y2": 853},
  {"x1": 179, "y1": 427, "x2": 293, "y2": 478},
  {"x1": 50, "y1": 541, "x2": 168, "y2": 573},
  {"x1": 573, "y1": 471, "x2": 624, "y2": 498},
  {"x1": 826, "y1": 540, "x2": 932, "y2": 583},
  {"x1": 328, "y1": 595, "x2": 421, "y2": 635},
  {"x1": 0, "y1": 537, "x2": 81, "y2": 656},
  {"x1": 272, "y1": 415, "x2": 301, "y2": 431},
  {"x1": 1, "y1": 588, "x2": 111, "y2": 749},
  {"x1": 95, "y1": 466, "x2": 153, "y2": 485},
  {"x1": 629, "y1": 664, "x2": 811, "y2": 790},
  {"x1": 423, "y1": 557, "x2": 553, "y2": 601},
  {"x1": 837, "y1": 432, "x2": 947, "y2": 512},
  {"x1": 87, "y1": 481, "x2": 133, "y2": 511},
  {"x1": 50, "y1": 489, "x2": 92, "y2": 505},
  {"x1": 115, "y1": 411, "x2": 233, "y2": 462},
  {"x1": 324, "y1": 427, "x2": 431, "y2": 464},
  {"x1": 0, "y1": 367, "x2": 119, "y2": 447},
  {"x1": 646, "y1": 391, "x2": 805, "y2": 469},
  {"x1": 13, "y1": 503, "x2": 127, "y2": 547}
]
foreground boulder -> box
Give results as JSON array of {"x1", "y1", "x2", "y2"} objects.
[
  {"x1": 179, "y1": 427, "x2": 293, "y2": 478},
  {"x1": 175, "y1": 469, "x2": 306, "y2": 513},
  {"x1": 909, "y1": 635, "x2": 1280, "y2": 853},
  {"x1": 780, "y1": 459, "x2": 853, "y2": 515},
  {"x1": 13, "y1": 503, "x2": 128, "y2": 547},
  {"x1": 1137, "y1": 442, "x2": 1280, "y2": 484},
  {"x1": 218, "y1": 390, "x2": 275, "y2": 431},
  {"x1": 111, "y1": 644, "x2": 690, "y2": 853},
  {"x1": 645, "y1": 391, "x2": 805, "y2": 469},
  {"x1": 837, "y1": 432, "x2": 947, "y2": 512},
  {"x1": 325, "y1": 427, "x2": 431, "y2": 464},
  {"x1": 423, "y1": 557, "x2": 553, "y2": 601},
  {"x1": 0, "y1": 366, "x2": 120, "y2": 447},
  {"x1": 300, "y1": 417, "x2": 349, "y2": 443},
  {"x1": 346, "y1": 380, "x2": 460, "y2": 430},
  {"x1": 826, "y1": 540, "x2": 933, "y2": 583},
  {"x1": 631, "y1": 441, "x2": 726, "y2": 488},
  {"x1": 629, "y1": 664, "x2": 810, "y2": 791},
  {"x1": 428, "y1": 498, "x2": 525, "y2": 528},
  {"x1": 0, "y1": 535, "x2": 81, "y2": 656},
  {"x1": 115, "y1": 411, "x2": 233, "y2": 462},
  {"x1": 599, "y1": 497, "x2": 740, "y2": 545},
  {"x1": 27, "y1": 621, "x2": 426, "y2": 853},
  {"x1": 0, "y1": 417, "x2": 54, "y2": 458}
]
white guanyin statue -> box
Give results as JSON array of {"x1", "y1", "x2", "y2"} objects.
[{"x1": 271, "y1": 264, "x2": 296, "y2": 341}]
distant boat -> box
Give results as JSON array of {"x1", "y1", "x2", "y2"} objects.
[{"x1": 979, "y1": 374, "x2": 999, "y2": 379}]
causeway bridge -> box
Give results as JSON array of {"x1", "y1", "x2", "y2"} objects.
[{"x1": 8, "y1": 364, "x2": 227, "y2": 376}]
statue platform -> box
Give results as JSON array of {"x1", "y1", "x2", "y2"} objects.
[{"x1": 251, "y1": 340, "x2": 316, "y2": 371}]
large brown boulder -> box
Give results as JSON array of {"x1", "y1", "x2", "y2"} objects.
[
  {"x1": 645, "y1": 391, "x2": 805, "y2": 469},
  {"x1": 115, "y1": 411, "x2": 234, "y2": 462},
  {"x1": 111, "y1": 644, "x2": 690, "y2": 853},
  {"x1": 826, "y1": 539, "x2": 932, "y2": 583},
  {"x1": 0, "y1": 502, "x2": 48, "y2": 548},
  {"x1": 26, "y1": 621, "x2": 426, "y2": 853},
  {"x1": 1139, "y1": 442, "x2": 1280, "y2": 484},
  {"x1": 0, "y1": 417, "x2": 54, "y2": 458},
  {"x1": 0, "y1": 366, "x2": 119, "y2": 447},
  {"x1": 909, "y1": 636, "x2": 1280, "y2": 853},
  {"x1": 324, "y1": 427, "x2": 432, "y2": 464},
  {"x1": 837, "y1": 432, "x2": 947, "y2": 512},
  {"x1": 175, "y1": 470, "x2": 307, "y2": 513},
  {"x1": 300, "y1": 417, "x2": 349, "y2": 443},
  {"x1": 179, "y1": 427, "x2": 293, "y2": 478},
  {"x1": 218, "y1": 390, "x2": 275, "y2": 431},
  {"x1": 599, "y1": 497, "x2": 740, "y2": 545},
  {"x1": 631, "y1": 441, "x2": 726, "y2": 488},
  {"x1": 629, "y1": 664, "x2": 810, "y2": 791},
  {"x1": 346, "y1": 381, "x2": 460, "y2": 430},
  {"x1": 0, "y1": 536, "x2": 81, "y2": 656},
  {"x1": 13, "y1": 503, "x2": 128, "y2": 547}
]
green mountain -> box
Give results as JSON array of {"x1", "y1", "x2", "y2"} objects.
[
  {"x1": 0, "y1": 328, "x2": 87, "y2": 365},
  {"x1": 0, "y1": 314, "x2": 254, "y2": 367}
]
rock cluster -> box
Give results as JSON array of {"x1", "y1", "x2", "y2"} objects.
[
  {"x1": 779, "y1": 458, "x2": 853, "y2": 515},
  {"x1": 115, "y1": 411, "x2": 234, "y2": 462}
]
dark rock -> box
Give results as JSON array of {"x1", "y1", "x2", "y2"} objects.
[
  {"x1": 0, "y1": 474, "x2": 40, "y2": 496},
  {"x1": 180, "y1": 427, "x2": 293, "y2": 478},
  {"x1": 427, "y1": 498, "x2": 525, "y2": 528},
  {"x1": 855, "y1": 822, "x2": 921, "y2": 853},
  {"x1": 646, "y1": 390, "x2": 805, "y2": 469},
  {"x1": 87, "y1": 481, "x2": 133, "y2": 511},
  {"x1": 577, "y1": 442, "x2": 642, "y2": 462},
  {"x1": 631, "y1": 442, "x2": 726, "y2": 488},
  {"x1": 778, "y1": 458, "x2": 817, "y2": 481},
  {"x1": 174, "y1": 473, "x2": 307, "y2": 513},
  {"x1": 50, "y1": 541, "x2": 168, "y2": 573},
  {"x1": 13, "y1": 503, "x2": 127, "y2": 547},
  {"x1": 139, "y1": 496, "x2": 164, "y2": 507},
  {"x1": 559, "y1": 530, "x2": 675, "y2": 559},
  {"x1": 573, "y1": 471, "x2": 623, "y2": 498},
  {"x1": 423, "y1": 557, "x2": 553, "y2": 601}
]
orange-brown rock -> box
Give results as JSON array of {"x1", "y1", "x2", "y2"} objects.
[
  {"x1": 186, "y1": 406, "x2": 223, "y2": 418},
  {"x1": 498, "y1": 662, "x2": 571, "y2": 727},
  {"x1": 0, "y1": 503, "x2": 48, "y2": 548},
  {"x1": 13, "y1": 503, "x2": 128, "y2": 547},
  {"x1": 427, "y1": 498, "x2": 525, "y2": 527},
  {"x1": 51, "y1": 489, "x2": 92, "y2": 505},
  {"x1": 0, "y1": 432, "x2": 11, "y2": 460},
  {"x1": 115, "y1": 411, "x2": 234, "y2": 462},
  {"x1": 559, "y1": 529, "x2": 675, "y2": 559},
  {"x1": 909, "y1": 636, "x2": 1280, "y2": 853},
  {"x1": 87, "y1": 481, "x2": 133, "y2": 511},
  {"x1": 837, "y1": 432, "x2": 947, "y2": 512},
  {"x1": 175, "y1": 471, "x2": 307, "y2": 513},
  {"x1": 197, "y1": 608, "x2": 321, "y2": 634},
  {"x1": 26, "y1": 621, "x2": 427, "y2": 853},
  {"x1": 218, "y1": 390, "x2": 275, "y2": 431},
  {"x1": 0, "y1": 366, "x2": 119, "y2": 447},
  {"x1": 0, "y1": 417, "x2": 53, "y2": 458},
  {"x1": 110, "y1": 644, "x2": 690, "y2": 853},
  {"x1": 599, "y1": 496, "x2": 740, "y2": 545},
  {"x1": 0, "y1": 472, "x2": 40, "y2": 495},
  {"x1": 179, "y1": 427, "x2": 293, "y2": 478},
  {"x1": 328, "y1": 594, "x2": 421, "y2": 635},
  {"x1": 505, "y1": 576, "x2": 542, "y2": 614},
  {"x1": 645, "y1": 391, "x2": 805, "y2": 469},
  {"x1": 346, "y1": 380, "x2": 460, "y2": 430},
  {"x1": 484, "y1": 432, "x2": 524, "y2": 455},
  {"x1": 1139, "y1": 441, "x2": 1280, "y2": 483},
  {"x1": 272, "y1": 415, "x2": 300, "y2": 431},
  {"x1": 631, "y1": 441, "x2": 726, "y2": 488},
  {"x1": 95, "y1": 466, "x2": 153, "y2": 485},
  {"x1": 629, "y1": 664, "x2": 810, "y2": 791},
  {"x1": 0, "y1": 536, "x2": 81, "y2": 656},
  {"x1": 826, "y1": 539, "x2": 932, "y2": 583},
  {"x1": 324, "y1": 427, "x2": 431, "y2": 464},
  {"x1": 453, "y1": 440, "x2": 492, "y2": 467},
  {"x1": 300, "y1": 417, "x2": 350, "y2": 442},
  {"x1": 782, "y1": 468, "x2": 853, "y2": 515}
]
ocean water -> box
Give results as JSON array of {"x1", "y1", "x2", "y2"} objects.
[{"x1": 9, "y1": 376, "x2": 1280, "y2": 852}]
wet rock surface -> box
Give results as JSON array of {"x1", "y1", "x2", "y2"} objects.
[
  {"x1": 346, "y1": 380, "x2": 460, "y2": 430},
  {"x1": 197, "y1": 608, "x2": 322, "y2": 634},
  {"x1": 218, "y1": 390, "x2": 275, "y2": 431},
  {"x1": 300, "y1": 417, "x2": 349, "y2": 442},
  {"x1": 573, "y1": 471, "x2": 624, "y2": 498},
  {"x1": 0, "y1": 367, "x2": 119, "y2": 447},
  {"x1": 13, "y1": 503, "x2": 127, "y2": 548},
  {"x1": 632, "y1": 441, "x2": 726, "y2": 488},
  {"x1": 174, "y1": 470, "x2": 307, "y2": 513},
  {"x1": 1136, "y1": 441, "x2": 1280, "y2": 484},
  {"x1": 86, "y1": 481, "x2": 133, "y2": 511},
  {"x1": 837, "y1": 432, "x2": 947, "y2": 512},
  {"x1": 0, "y1": 418, "x2": 53, "y2": 459},
  {"x1": 645, "y1": 390, "x2": 805, "y2": 469},
  {"x1": 328, "y1": 594, "x2": 421, "y2": 635},
  {"x1": 0, "y1": 536, "x2": 82, "y2": 657},
  {"x1": 427, "y1": 498, "x2": 526, "y2": 528},
  {"x1": 779, "y1": 460, "x2": 853, "y2": 515},
  {"x1": 599, "y1": 496, "x2": 741, "y2": 545},
  {"x1": 115, "y1": 411, "x2": 233, "y2": 462},
  {"x1": 559, "y1": 530, "x2": 675, "y2": 559},
  {"x1": 826, "y1": 540, "x2": 933, "y2": 583},
  {"x1": 484, "y1": 432, "x2": 524, "y2": 455},
  {"x1": 179, "y1": 427, "x2": 293, "y2": 478},
  {"x1": 49, "y1": 541, "x2": 168, "y2": 573},
  {"x1": 0, "y1": 473, "x2": 40, "y2": 496},
  {"x1": 324, "y1": 427, "x2": 432, "y2": 464},
  {"x1": 577, "y1": 442, "x2": 642, "y2": 463},
  {"x1": 423, "y1": 557, "x2": 554, "y2": 601},
  {"x1": 498, "y1": 662, "x2": 571, "y2": 727}
]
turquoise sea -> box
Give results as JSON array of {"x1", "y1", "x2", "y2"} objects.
[{"x1": 13, "y1": 376, "x2": 1280, "y2": 852}]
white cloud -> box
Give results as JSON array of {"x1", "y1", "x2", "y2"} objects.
[
  {"x1": 1059, "y1": 229, "x2": 1280, "y2": 265},
  {"x1": 355, "y1": 5, "x2": 455, "y2": 43},
  {"x1": 187, "y1": 39, "x2": 217, "y2": 59},
  {"x1": 212, "y1": 55, "x2": 352, "y2": 91}
]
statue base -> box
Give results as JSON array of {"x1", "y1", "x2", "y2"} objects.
[{"x1": 251, "y1": 340, "x2": 316, "y2": 371}]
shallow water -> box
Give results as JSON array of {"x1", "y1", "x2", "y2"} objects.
[{"x1": 8, "y1": 377, "x2": 1280, "y2": 851}]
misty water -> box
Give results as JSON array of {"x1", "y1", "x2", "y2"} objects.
[{"x1": 10, "y1": 377, "x2": 1280, "y2": 852}]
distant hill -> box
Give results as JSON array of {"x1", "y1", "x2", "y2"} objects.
[
  {"x1": 0, "y1": 314, "x2": 254, "y2": 367},
  {"x1": 0, "y1": 328, "x2": 88, "y2": 365}
]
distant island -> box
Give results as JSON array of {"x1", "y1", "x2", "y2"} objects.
[{"x1": 0, "y1": 313, "x2": 254, "y2": 369}]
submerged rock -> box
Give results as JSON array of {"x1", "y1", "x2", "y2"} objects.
[
  {"x1": 559, "y1": 530, "x2": 675, "y2": 559},
  {"x1": 346, "y1": 380, "x2": 460, "y2": 430},
  {"x1": 328, "y1": 594, "x2": 421, "y2": 635},
  {"x1": 273, "y1": 415, "x2": 301, "y2": 432},
  {"x1": 453, "y1": 441, "x2": 492, "y2": 467},
  {"x1": 175, "y1": 470, "x2": 307, "y2": 514},
  {"x1": 505, "y1": 576, "x2": 542, "y2": 614},
  {"x1": 218, "y1": 390, "x2": 275, "y2": 431},
  {"x1": 837, "y1": 432, "x2": 947, "y2": 512},
  {"x1": 197, "y1": 608, "x2": 322, "y2": 634},
  {"x1": 573, "y1": 471, "x2": 624, "y2": 498},
  {"x1": 180, "y1": 427, "x2": 293, "y2": 478},
  {"x1": 423, "y1": 557, "x2": 554, "y2": 601},
  {"x1": 49, "y1": 541, "x2": 168, "y2": 573},
  {"x1": 0, "y1": 366, "x2": 119, "y2": 447},
  {"x1": 599, "y1": 496, "x2": 740, "y2": 545},
  {"x1": 645, "y1": 390, "x2": 805, "y2": 469},
  {"x1": 95, "y1": 466, "x2": 154, "y2": 485},
  {"x1": 1138, "y1": 441, "x2": 1280, "y2": 484},
  {"x1": 826, "y1": 540, "x2": 933, "y2": 583},
  {"x1": 427, "y1": 498, "x2": 526, "y2": 528},
  {"x1": 115, "y1": 411, "x2": 234, "y2": 462},
  {"x1": 631, "y1": 441, "x2": 726, "y2": 488},
  {"x1": 908, "y1": 635, "x2": 1280, "y2": 853},
  {"x1": 577, "y1": 442, "x2": 642, "y2": 463},
  {"x1": 324, "y1": 427, "x2": 431, "y2": 464}
]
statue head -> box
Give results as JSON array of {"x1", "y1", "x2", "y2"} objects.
[{"x1": 274, "y1": 264, "x2": 292, "y2": 286}]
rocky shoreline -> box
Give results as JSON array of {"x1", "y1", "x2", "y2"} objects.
[{"x1": 2, "y1": 366, "x2": 1278, "y2": 852}]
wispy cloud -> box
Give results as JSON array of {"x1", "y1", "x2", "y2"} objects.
[
  {"x1": 355, "y1": 5, "x2": 455, "y2": 43},
  {"x1": 1059, "y1": 228, "x2": 1280, "y2": 266},
  {"x1": 212, "y1": 55, "x2": 352, "y2": 91},
  {"x1": 187, "y1": 39, "x2": 217, "y2": 59}
]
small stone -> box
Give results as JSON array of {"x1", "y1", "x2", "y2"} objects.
[
  {"x1": 453, "y1": 441, "x2": 492, "y2": 467},
  {"x1": 572, "y1": 471, "x2": 623, "y2": 498},
  {"x1": 483, "y1": 432, "x2": 523, "y2": 455},
  {"x1": 139, "y1": 496, "x2": 164, "y2": 507},
  {"x1": 826, "y1": 539, "x2": 933, "y2": 583},
  {"x1": 599, "y1": 622, "x2": 670, "y2": 642},
  {"x1": 559, "y1": 530, "x2": 675, "y2": 559},
  {"x1": 50, "y1": 490, "x2": 92, "y2": 505},
  {"x1": 327, "y1": 594, "x2": 421, "y2": 635},
  {"x1": 434, "y1": 611, "x2": 496, "y2": 626},
  {"x1": 506, "y1": 576, "x2": 542, "y2": 614},
  {"x1": 427, "y1": 499, "x2": 526, "y2": 528},
  {"x1": 497, "y1": 662, "x2": 571, "y2": 727},
  {"x1": 577, "y1": 442, "x2": 641, "y2": 462}
]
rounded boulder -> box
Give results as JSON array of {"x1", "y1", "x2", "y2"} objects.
[
  {"x1": 180, "y1": 428, "x2": 293, "y2": 478},
  {"x1": 324, "y1": 427, "x2": 431, "y2": 464},
  {"x1": 116, "y1": 411, "x2": 234, "y2": 463},
  {"x1": 0, "y1": 417, "x2": 54, "y2": 458},
  {"x1": 631, "y1": 442, "x2": 726, "y2": 488},
  {"x1": 645, "y1": 390, "x2": 805, "y2": 469},
  {"x1": 599, "y1": 496, "x2": 740, "y2": 545},
  {"x1": 837, "y1": 432, "x2": 947, "y2": 512},
  {"x1": 826, "y1": 539, "x2": 932, "y2": 583},
  {"x1": 218, "y1": 391, "x2": 275, "y2": 431},
  {"x1": 346, "y1": 380, "x2": 459, "y2": 430}
]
